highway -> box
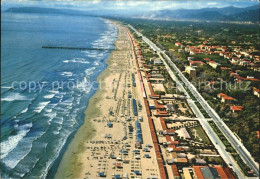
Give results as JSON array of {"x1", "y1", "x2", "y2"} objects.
[{"x1": 128, "y1": 24, "x2": 259, "y2": 178}]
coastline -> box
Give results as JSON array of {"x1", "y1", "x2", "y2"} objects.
[
  {"x1": 55, "y1": 20, "x2": 160, "y2": 179},
  {"x1": 54, "y1": 21, "x2": 119, "y2": 179}
]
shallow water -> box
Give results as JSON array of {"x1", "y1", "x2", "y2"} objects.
[{"x1": 1, "y1": 12, "x2": 117, "y2": 178}]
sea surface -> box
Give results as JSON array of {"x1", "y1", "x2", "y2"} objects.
[{"x1": 1, "y1": 12, "x2": 117, "y2": 178}]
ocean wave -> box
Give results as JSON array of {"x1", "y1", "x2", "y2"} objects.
[
  {"x1": 91, "y1": 21, "x2": 117, "y2": 50},
  {"x1": 1, "y1": 86, "x2": 13, "y2": 89},
  {"x1": 34, "y1": 101, "x2": 50, "y2": 113},
  {"x1": 48, "y1": 90, "x2": 59, "y2": 94},
  {"x1": 76, "y1": 77, "x2": 92, "y2": 93},
  {"x1": 1, "y1": 123, "x2": 33, "y2": 160},
  {"x1": 60, "y1": 72, "x2": 73, "y2": 77},
  {"x1": 1, "y1": 130, "x2": 45, "y2": 170},
  {"x1": 1, "y1": 92, "x2": 31, "y2": 102},
  {"x1": 44, "y1": 112, "x2": 57, "y2": 124},
  {"x1": 43, "y1": 94, "x2": 55, "y2": 99},
  {"x1": 21, "y1": 107, "x2": 29, "y2": 114},
  {"x1": 63, "y1": 58, "x2": 90, "y2": 64},
  {"x1": 40, "y1": 136, "x2": 68, "y2": 179},
  {"x1": 85, "y1": 67, "x2": 96, "y2": 76}
]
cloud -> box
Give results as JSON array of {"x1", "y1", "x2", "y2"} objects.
[
  {"x1": 207, "y1": 2, "x2": 217, "y2": 6},
  {"x1": 1, "y1": 0, "x2": 258, "y2": 12},
  {"x1": 92, "y1": 0, "x2": 100, "y2": 4}
]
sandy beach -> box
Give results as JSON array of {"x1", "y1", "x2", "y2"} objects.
[{"x1": 55, "y1": 21, "x2": 160, "y2": 179}]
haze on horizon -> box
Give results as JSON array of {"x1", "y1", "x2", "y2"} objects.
[{"x1": 1, "y1": 0, "x2": 259, "y2": 15}]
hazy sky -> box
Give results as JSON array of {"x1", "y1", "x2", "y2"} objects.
[{"x1": 1, "y1": 0, "x2": 259, "y2": 12}]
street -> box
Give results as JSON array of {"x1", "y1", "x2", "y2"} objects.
[{"x1": 128, "y1": 24, "x2": 259, "y2": 178}]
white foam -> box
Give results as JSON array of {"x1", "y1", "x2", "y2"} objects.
[
  {"x1": 1, "y1": 93, "x2": 31, "y2": 102},
  {"x1": 2, "y1": 130, "x2": 45, "y2": 169},
  {"x1": 43, "y1": 94, "x2": 55, "y2": 99},
  {"x1": 63, "y1": 58, "x2": 90, "y2": 64},
  {"x1": 94, "y1": 61, "x2": 100, "y2": 66},
  {"x1": 34, "y1": 101, "x2": 50, "y2": 113},
  {"x1": 1, "y1": 86, "x2": 12, "y2": 89},
  {"x1": 48, "y1": 90, "x2": 59, "y2": 94},
  {"x1": 44, "y1": 112, "x2": 57, "y2": 124},
  {"x1": 21, "y1": 107, "x2": 28, "y2": 114},
  {"x1": 85, "y1": 67, "x2": 96, "y2": 76},
  {"x1": 1, "y1": 123, "x2": 32, "y2": 159},
  {"x1": 60, "y1": 72, "x2": 73, "y2": 77}
]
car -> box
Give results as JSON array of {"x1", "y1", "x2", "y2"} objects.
[{"x1": 229, "y1": 163, "x2": 233, "y2": 166}]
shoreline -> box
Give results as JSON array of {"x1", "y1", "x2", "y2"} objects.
[
  {"x1": 55, "y1": 21, "x2": 160, "y2": 179},
  {"x1": 54, "y1": 21, "x2": 119, "y2": 179}
]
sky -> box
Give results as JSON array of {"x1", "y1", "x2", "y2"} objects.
[{"x1": 1, "y1": 0, "x2": 259, "y2": 12}]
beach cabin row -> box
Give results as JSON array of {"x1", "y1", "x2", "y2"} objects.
[
  {"x1": 132, "y1": 99, "x2": 138, "y2": 116},
  {"x1": 132, "y1": 73, "x2": 136, "y2": 87}
]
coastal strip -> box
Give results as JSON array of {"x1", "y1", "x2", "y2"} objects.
[{"x1": 54, "y1": 22, "x2": 160, "y2": 178}]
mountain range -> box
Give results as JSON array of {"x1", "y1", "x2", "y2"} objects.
[
  {"x1": 5, "y1": 5, "x2": 260, "y2": 22},
  {"x1": 139, "y1": 5, "x2": 259, "y2": 22}
]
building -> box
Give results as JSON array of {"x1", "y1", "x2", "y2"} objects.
[
  {"x1": 200, "y1": 167, "x2": 220, "y2": 179},
  {"x1": 218, "y1": 93, "x2": 235, "y2": 104},
  {"x1": 185, "y1": 66, "x2": 196, "y2": 79},
  {"x1": 175, "y1": 42, "x2": 182, "y2": 47},
  {"x1": 171, "y1": 165, "x2": 180, "y2": 179},
  {"x1": 154, "y1": 59, "x2": 163, "y2": 65},
  {"x1": 208, "y1": 61, "x2": 220, "y2": 69},
  {"x1": 193, "y1": 166, "x2": 232, "y2": 179},
  {"x1": 189, "y1": 60, "x2": 204, "y2": 67},
  {"x1": 188, "y1": 57, "x2": 194, "y2": 61},
  {"x1": 230, "y1": 105, "x2": 243, "y2": 113},
  {"x1": 253, "y1": 87, "x2": 260, "y2": 98}
]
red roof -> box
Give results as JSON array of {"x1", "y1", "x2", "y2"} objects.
[
  {"x1": 193, "y1": 166, "x2": 204, "y2": 179},
  {"x1": 223, "y1": 96, "x2": 235, "y2": 100},
  {"x1": 223, "y1": 167, "x2": 235, "y2": 179},
  {"x1": 167, "y1": 129, "x2": 175, "y2": 133},
  {"x1": 215, "y1": 166, "x2": 228, "y2": 179},
  {"x1": 218, "y1": 93, "x2": 226, "y2": 97},
  {"x1": 204, "y1": 58, "x2": 211, "y2": 61},
  {"x1": 254, "y1": 88, "x2": 260, "y2": 93},
  {"x1": 220, "y1": 67, "x2": 231, "y2": 70},
  {"x1": 219, "y1": 93, "x2": 235, "y2": 101},
  {"x1": 171, "y1": 165, "x2": 179, "y2": 177},
  {"x1": 190, "y1": 60, "x2": 204, "y2": 65},
  {"x1": 230, "y1": 105, "x2": 243, "y2": 111}
]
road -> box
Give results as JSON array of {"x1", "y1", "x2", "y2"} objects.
[{"x1": 128, "y1": 24, "x2": 259, "y2": 178}]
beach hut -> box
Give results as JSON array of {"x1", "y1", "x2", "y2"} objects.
[
  {"x1": 115, "y1": 164, "x2": 122, "y2": 168},
  {"x1": 110, "y1": 154, "x2": 116, "y2": 159},
  {"x1": 105, "y1": 134, "x2": 112, "y2": 138},
  {"x1": 146, "y1": 144, "x2": 153, "y2": 148},
  {"x1": 132, "y1": 150, "x2": 140, "y2": 154},
  {"x1": 114, "y1": 174, "x2": 121, "y2": 179},
  {"x1": 134, "y1": 171, "x2": 141, "y2": 175},
  {"x1": 107, "y1": 122, "x2": 113, "y2": 128},
  {"x1": 144, "y1": 154, "x2": 151, "y2": 158},
  {"x1": 98, "y1": 172, "x2": 106, "y2": 177},
  {"x1": 143, "y1": 148, "x2": 150, "y2": 152}
]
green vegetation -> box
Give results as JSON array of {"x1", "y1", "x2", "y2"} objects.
[
  {"x1": 209, "y1": 121, "x2": 252, "y2": 176},
  {"x1": 188, "y1": 126, "x2": 211, "y2": 144},
  {"x1": 122, "y1": 18, "x2": 260, "y2": 163}
]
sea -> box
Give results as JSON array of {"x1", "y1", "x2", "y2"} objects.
[{"x1": 1, "y1": 11, "x2": 118, "y2": 178}]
